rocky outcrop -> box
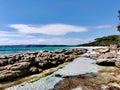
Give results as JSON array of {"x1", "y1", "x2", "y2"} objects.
[
  {"x1": 53, "y1": 45, "x2": 120, "y2": 90},
  {"x1": 96, "y1": 45, "x2": 120, "y2": 66},
  {"x1": 96, "y1": 53, "x2": 119, "y2": 66},
  {"x1": 82, "y1": 48, "x2": 108, "y2": 59},
  {"x1": 82, "y1": 45, "x2": 120, "y2": 66},
  {"x1": 0, "y1": 48, "x2": 87, "y2": 81}
]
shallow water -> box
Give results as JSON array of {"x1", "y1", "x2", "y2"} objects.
[
  {"x1": 0, "y1": 46, "x2": 71, "y2": 56},
  {"x1": 6, "y1": 57, "x2": 100, "y2": 90},
  {"x1": 0, "y1": 46, "x2": 107, "y2": 56}
]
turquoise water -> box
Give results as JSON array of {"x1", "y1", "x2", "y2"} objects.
[{"x1": 0, "y1": 46, "x2": 71, "y2": 56}]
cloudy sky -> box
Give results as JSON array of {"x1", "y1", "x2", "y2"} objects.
[{"x1": 0, "y1": 0, "x2": 120, "y2": 45}]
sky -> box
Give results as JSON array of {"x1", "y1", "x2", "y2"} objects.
[{"x1": 0, "y1": 0, "x2": 120, "y2": 45}]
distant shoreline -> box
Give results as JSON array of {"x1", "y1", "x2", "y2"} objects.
[{"x1": 0, "y1": 45, "x2": 78, "y2": 47}]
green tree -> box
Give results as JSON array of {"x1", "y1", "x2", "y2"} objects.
[
  {"x1": 118, "y1": 26, "x2": 120, "y2": 31},
  {"x1": 117, "y1": 10, "x2": 120, "y2": 31}
]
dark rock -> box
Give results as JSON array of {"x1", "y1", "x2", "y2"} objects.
[
  {"x1": 11, "y1": 62, "x2": 31, "y2": 70},
  {"x1": 0, "y1": 59, "x2": 8, "y2": 66}
]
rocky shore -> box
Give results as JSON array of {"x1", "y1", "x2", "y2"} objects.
[
  {"x1": 2, "y1": 45, "x2": 120, "y2": 90},
  {"x1": 0, "y1": 48, "x2": 87, "y2": 82},
  {"x1": 5, "y1": 57, "x2": 99, "y2": 90},
  {"x1": 54, "y1": 45, "x2": 120, "y2": 90},
  {"x1": 83, "y1": 45, "x2": 120, "y2": 67}
]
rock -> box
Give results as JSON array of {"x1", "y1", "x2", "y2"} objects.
[
  {"x1": 0, "y1": 56, "x2": 7, "y2": 59},
  {"x1": 0, "y1": 69, "x2": 32, "y2": 80},
  {"x1": 95, "y1": 48, "x2": 109, "y2": 53},
  {"x1": 69, "y1": 54, "x2": 78, "y2": 60},
  {"x1": 11, "y1": 62, "x2": 31, "y2": 70},
  {"x1": 96, "y1": 59, "x2": 116, "y2": 66},
  {"x1": 51, "y1": 61, "x2": 57, "y2": 65},
  {"x1": 110, "y1": 45, "x2": 119, "y2": 53},
  {"x1": 110, "y1": 44, "x2": 118, "y2": 50},
  {"x1": 90, "y1": 54, "x2": 98, "y2": 60},
  {"x1": 0, "y1": 65, "x2": 12, "y2": 70},
  {"x1": 96, "y1": 53, "x2": 118, "y2": 66},
  {"x1": 0, "y1": 48, "x2": 87, "y2": 81},
  {"x1": 115, "y1": 60, "x2": 120, "y2": 68},
  {"x1": 0, "y1": 59, "x2": 8, "y2": 66},
  {"x1": 29, "y1": 67, "x2": 39, "y2": 73},
  {"x1": 38, "y1": 62, "x2": 46, "y2": 67},
  {"x1": 88, "y1": 50, "x2": 100, "y2": 60},
  {"x1": 81, "y1": 45, "x2": 120, "y2": 66},
  {"x1": 54, "y1": 74, "x2": 69, "y2": 78},
  {"x1": 98, "y1": 53, "x2": 115, "y2": 59},
  {"x1": 106, "y1": 86, "x2": 120, "y2": 90},
  {"x1": 8, "y1": 58, "x2": 15, "y2": 64}
]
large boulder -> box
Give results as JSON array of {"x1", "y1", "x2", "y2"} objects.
[
  {"x1": 96, "y1": 59, "x2": 116, "y2": 66},
  {"x1": 96, "y1": 53, "x2": 118, "y2": 66},
  {"x1": 95, "y1": 48, "x2": 109, "y2": 53}
]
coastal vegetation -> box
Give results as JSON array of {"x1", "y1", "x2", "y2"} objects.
[
  {"x1": 118, "y1": 25, "x2": 120, "y2": 31},
  {"x1": 79, "y1": 35, "x2": 120, "y2": 46},
  {"x1": 117, "y1": 10, "x2": 120, "y2": 31}
]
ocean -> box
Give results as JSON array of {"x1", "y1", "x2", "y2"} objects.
[{"x1": 0, "y1": 45, "x2": 72, "y2": 56}]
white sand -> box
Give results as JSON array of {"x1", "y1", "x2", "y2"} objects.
[{"x1": 74, "y1": 46, "x2": 108, "y2": 51}]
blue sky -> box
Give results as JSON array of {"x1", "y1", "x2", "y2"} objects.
[{"x1": 0, "y1": 0, "x2": 120, "y2": 45}]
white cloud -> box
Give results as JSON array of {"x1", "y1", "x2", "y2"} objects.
[
  {"x1": 0, "y1": 30, "x2": 36, "y2": 39},
  {"x1": 9, "y1": 24, "x2": 114, "y2": 36},
  {"x1": 0, "y1": 23, "x2": 114, "y2": 45},
  {"x1": 89, "y1": 24, "x2": 113, "y2": 30},
  {"x1": 0, "y1": 31, "x2": 18, "y2": 37},
  {"x1": 0, "y1": 37, "x2": 45, "y2": 45},
  {"x1": 9, "y1": 24, "x2": 88, "y2": 35},
  {"x1": 41, "y1": 38, "x2": 94, "y2": 45},
  {"x1": 0, "y1": 30, "x2": 93, "y2": 45},
  {"x1": 0, "y1": 38, "x2": 10, "y2": 41},
  {"x1": 0, "y1": 37, "x2": 93, "y2": 45}
]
